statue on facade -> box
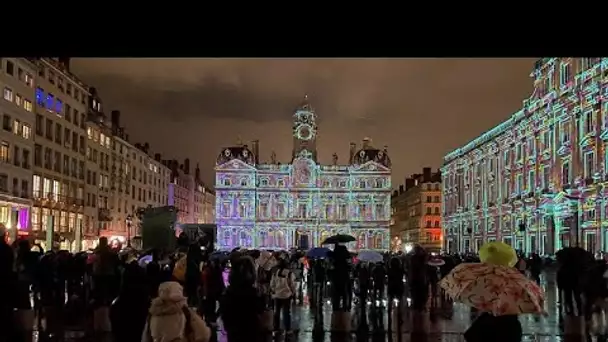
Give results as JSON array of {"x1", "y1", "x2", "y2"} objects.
[
  {"x1": 332, "y1": 153, "x2": 338, "y2": 165},
  {"x1": 270, "y1": 150, "x2": 277, "y2": 164}
]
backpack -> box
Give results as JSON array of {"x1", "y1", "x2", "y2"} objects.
[
  {"x1": 271, "y1": 268, "x2": 294, "y2": 299},
  {"x1": 144, "y1": 306, "x2": 193, "y2": 341}
]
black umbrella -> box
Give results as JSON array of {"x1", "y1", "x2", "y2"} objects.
[
  {"x1": 556, "y1": 246, "x2": 594, "y2": 266},
  {"x1": 321, "y1": 234, "x2": 356, "y2": 245}
]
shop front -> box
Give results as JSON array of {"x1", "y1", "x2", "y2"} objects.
[{"x1": 0, "y1": 196, "x2": 32, "y2": 244}]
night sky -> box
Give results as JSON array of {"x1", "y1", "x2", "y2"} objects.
[{"x1": 71, "y1": 58, "x2": 536, "y2": 188}]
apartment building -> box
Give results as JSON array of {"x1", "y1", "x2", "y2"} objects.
[
  {"x1": 198, "y1": 185, "x2": 215, "y2": 224},
  {"x1": 83, "y1": 88, "x2": 113, "y2": 249},
  {"x1": 0, "y1": 58, "x2": 36, "y2": 242},
  {"x1": 391, "y1": 168, "x2": 442, "y2": 252},
  {"x1": 167, "y1": 159, "x2": 194, "y2": 225},
  {"x1": 108, "y1": 110, "x2": 132, "y2": 244},
  {"x1": 129, "y1": 144, "x2": 170, "y2": 242},
  {"x1": 31, "y1": 58, "x2": 87, "y2": 250}
]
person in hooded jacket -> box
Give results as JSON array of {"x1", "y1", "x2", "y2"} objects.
[{"x1": 142, "y1": 281, "x2": 210, "y2": 342}]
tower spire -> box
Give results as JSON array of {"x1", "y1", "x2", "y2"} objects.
[{"x1": 297, "y1": 94, "x2": 312, "y2": 112}]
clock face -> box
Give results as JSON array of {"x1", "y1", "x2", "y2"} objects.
[{"x1": 297, "y1": 124, "x2": 314, "y2": 140}]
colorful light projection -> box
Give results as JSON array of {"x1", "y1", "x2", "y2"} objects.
[
  {"x1": 442, "y1": 58, "x2": 608, "y2": 255},
  {"x1": 215, "y1": 98, "x2": 392, "y2": 250}
]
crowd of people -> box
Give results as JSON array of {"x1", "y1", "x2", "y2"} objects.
[{"x1": 3, "y1": 222, "x2": 606, "y2": 342}]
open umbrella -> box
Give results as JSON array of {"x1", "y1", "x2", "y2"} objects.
[
  {"x1": 556, "y1": 246, "x2": 594, "y2": 267},
  {"x1": 322, "y1": 234, "x2": 355, "y2": 245},
  {"x1": 357, "y1": 250, "x2": 383, "y2": 263},
  {"x1": 439, "y1": 262, "x2": 545, "y2": 316},
  {"x1": 138, "y1": 255, "x2": 153, "y2": 267},
  {"x1": 427, "y1": 258, "x2": 445, "y2": 267},
  {"x1": 210, "y1": 250, "x2": 229, "y2": 261},
  {"x1": 306, "y1": 247, "x2": 330, "y2": 259}
]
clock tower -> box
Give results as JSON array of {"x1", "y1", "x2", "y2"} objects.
[{"x1": 292, "y1": 95, "x2": 318, "y2": 162}]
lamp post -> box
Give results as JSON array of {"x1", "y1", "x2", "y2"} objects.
[{"x1": 126, "y1": 214, "x2": 133, "y2": 248}]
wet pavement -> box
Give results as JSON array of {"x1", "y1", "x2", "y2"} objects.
[{"x1": 31, "y1": 271, "x2": 608, "y2": 341}]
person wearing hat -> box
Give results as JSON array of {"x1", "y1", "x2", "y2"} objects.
[
  {"x1": 142, "y1": 281, "x2": 210, "y2": 342},
  {"x1": 464, "y1": 242, "x2": 522, "y2": 342}
]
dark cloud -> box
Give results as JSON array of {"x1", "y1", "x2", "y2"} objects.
[{"x1": 71, "y1": 58, "x2": 536, "y2": 186}]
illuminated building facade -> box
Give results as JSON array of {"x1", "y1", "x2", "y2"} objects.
[
  {"x1": 391, "y1": 168, "x2": 442, "y2": 253},
  {"x1": 167, "y1": 158, "x2": 215, "y2": 228},
  {"x1": 31, "y1": 58, "x2": 87, "y2": 251},
  {"x1": 442, "y1": 58, "x2": 608, "y2": 255},
  {"x1": 215, "y1": 97, "x2": 392, "y2": 250},
  {"x1": 107, "y1": 109, "x2": 170, "y2": 246},
  {"x1": 0, "y1": 58, "x2": 36, "y2": 242},
  {"x1": 198, "y1": 186, "x2": 215, "y2": 225}
]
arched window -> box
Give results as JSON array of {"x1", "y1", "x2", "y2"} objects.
[
  {"x1": 366, "y1": 231, "x2": 374, "y2": 249},
  {"x1": 320, "y1": 230, "x2": 331, "y2": 245},
  {"x1": 259, "y1": 231, "x2": 268, "y2": 247},
  {"x1": 240, "y1": 178, "x2": 248, "y2": 186},
  {"x1": 357, "y1": 233, "x2": 366, "y2": 249},
  {"x1": 260, "y1": 178, "x2": 268, "y2": 186},
  {"x1": 223, "y1": 178, "x2": 231, "y2": 186},
  {"x1": 239, "y1": 231, "x2": 248, "y2": 247},
  {"x1": 222, "y1": 230, "x2": 231, "y2": 248},
  {"x1": 266, "y1": 231, "x2": 275, "y2": 247},
  {"x1": 276, "y1": 231, "x2": 285, "y2": 249},
  {"x1": 374, "y1": 233, "x2": 383, "y2": 250}
]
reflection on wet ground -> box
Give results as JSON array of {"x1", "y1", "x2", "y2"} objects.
[{"x1": 34, "y1": 272, "x2": 608, "y2": 341}]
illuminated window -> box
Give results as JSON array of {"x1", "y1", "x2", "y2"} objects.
[
  {"x1": 584, "y1": 109, "x2": 594, "y2": 135},
  {"x1": 584, "y1": 152, "x2": 595, "y2": 179},
  {"x1": 15, "y1": 94, "x2": 22, "y2": 107},
  {"x1": 542, "y1": 165, "x2": 551, "y2": 189},
  {"x1": 560, "y1": 63, "x2": 571, "y2": 86},
  {"x1": 515, "y1": 174, "x2": 523, "y2": 194},
  {"x1": 562, "y1": 161, "x2": 571, "y2": 185},
  {"x1": 3, "y1": 87, "x2": 13, "y2": 102},
  {"x1": 0, "y1": 141, "x2": 9, "y2": 163},
  {"x1": 53, "y1": 180, "x2": 60, "y2": 202},
  {"x1": 43, "y1": 178, "x2": 51, "y2": 199},
  {"x1": 503, "y1": 149, "x2": 511, "y2": 167},
  {"x1": 35, "y1": 87, "x2": 44, "y2": 106},
  {"x1": 561, "y1": 121, "x2": 571, "y2": 143},
  {"x1": 55, "y1": 99, "x2": 63, "y2": 114},
  {"x1": 24, "y1": 99, "x2": 32, "y2": 112},
  {"x1": 46, "y1": 93, "x2": 54, "y2": 110},
  {"x1": 32, "y1": 175, "x2": 41, "y2": 197},
  {"x1": 24, "y1": 73, "x2": 33, "y2": 87},
  {"x1": 528, "y1": 170, "x2": 535, "y2": 192}
]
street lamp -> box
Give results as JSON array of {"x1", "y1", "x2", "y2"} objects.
[{"x1": 126, "y1": 214, "x2": 133, "y2": 248}]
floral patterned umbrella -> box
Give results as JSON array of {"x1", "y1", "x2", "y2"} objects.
[{"x1": 439, "y1": 262, "x2": 545, "y2": 316}]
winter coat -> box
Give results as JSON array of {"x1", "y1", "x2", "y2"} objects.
[{"x1": 142, "y1": 282, "x2": 210, "y2": 342}]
